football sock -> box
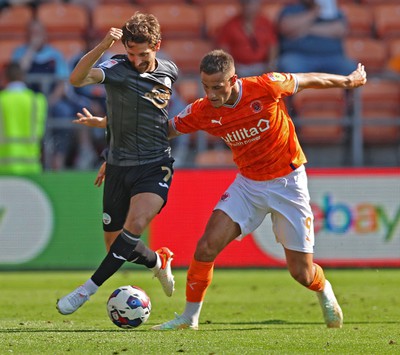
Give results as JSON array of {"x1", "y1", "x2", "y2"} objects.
[
  {"x1": 186, "y1": 258, "x2": 214, "y2": 302},
  {"x1": 83, "y1": 278, "x2": 98, "y2": 295},
  {"x1": 150, "y1": 254, "x2": 162, "y2": 274},
  {"x1": 91, "y1": 229, "x2": 156, "y2": 286},
  {"x1": 122, "y1": 229, "x2": 157, "y2": 268},
  {"x1": 182, "y1": 301, "x2": 203, "y2": 325},
  {"x1": 307, "y1": 263, "x2": 326, "y2": 292}
]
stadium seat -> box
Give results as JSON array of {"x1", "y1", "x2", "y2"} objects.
[
  {"x1": 292, "y1": 88, "x2": 347, "y2": 145},
  {"x1": 146, "y1": 4, "x2": 203, "y2": 40},
  {"x1": 373, "y1": 4, "x2": 400, "y2": 39},
  {"x1": 195, "y1": 149, "x2": 235, "y2": 167},
  {"x1": 359, "y1": 79, "x2": 400, "y2": 145},
  {"x1": 161, "y1": 39, "x2": 213, "y2": 75},
  {"x1": 202, "y1": 3, "x2": 241, "y2": 39},
  {"x1": 37, "y1": 3, "x2": 88, "y2": 39},
  {"x1": 344, "y1": 38, "x2": 388, "y2": 75},
  {"x1": 339, "y1": 4, "x2": 374, "y2": 38},
  {"x1": 0, "y1": 39, "x2": 23, "y2": 70},
  {"x1": 49, "y1": 39, "x2": 86, "y2": 63},
  {"x1": 359, "y1": 0, "x2": 399, "y2": 4},
  {"x1": 135, "y1": 0, "x2": 186, "y2": 3},
  {"x1": 92, "y1": 4, "x2": 143, "y2": 37},
  {"x1": 0, "y1": 5, "x2": 33, "y2": 40}
]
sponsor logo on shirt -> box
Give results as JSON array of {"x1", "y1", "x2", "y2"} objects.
[
  {"x1": 221, "y1": 118, "x2": 270, "y2": 147},
  {"x1": 177, "y1": 104, "x2": 192, "y2": 119},
  {"x1": 100, "y1": 59, "x2": 118, "y2": 68},
  {"x1": 267, "y1": 72, "x2": 285, "y2": 82}
]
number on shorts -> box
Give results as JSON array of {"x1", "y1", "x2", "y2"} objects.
[{"x1": 161, "y1": 166, "x2": 172, "y2": 182}]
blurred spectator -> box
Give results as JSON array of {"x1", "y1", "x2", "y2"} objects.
[
  {"x1": 214, "y1": 0, "x2": 278, "y2": 77},
  {"x1": 11, "y1": 19, "x2": 89, "y2": 170},
  {"x1": 277, "y1": 0, "x2": 356, "y2": 75},
  {"x1": 0, "y1": 62, "x2": 47, "y2": 174},
  {"x1": 68, "y1": 38, "x2": 109, "y2": 170}
]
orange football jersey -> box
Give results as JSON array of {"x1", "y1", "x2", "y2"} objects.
[{"x1": 173, "y1": 73, "x2": 307, "y2": 181}]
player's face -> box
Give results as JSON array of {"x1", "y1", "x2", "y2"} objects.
[
  {"x1": 200, "y1": 71, "x2": 238, "y2": 108},
  {"x1": 125, "y1": 41, "x2": 160, "y2": 73}
]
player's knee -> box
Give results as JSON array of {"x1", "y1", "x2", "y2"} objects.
[
  {"x1": 195, "y1": 237, "x2": 219, "y2": 261},
  {"x1": 288, "y1": 268, "x2": 314, "y2": 287},
  {"x1": 124, "y1": 218, "x2": 148, "y2": 235}
]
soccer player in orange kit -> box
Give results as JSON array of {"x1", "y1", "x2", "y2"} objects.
[{"x1": 75, "y1": 49, "x2": 367, "y2": 329}]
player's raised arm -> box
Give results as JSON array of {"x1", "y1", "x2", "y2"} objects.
[
  {"x1": 296, "y1": 63, "x2": 367, "y2": 92},
  {"x1": 70, "y1": 27, "x2": 123, "y2": 87}
]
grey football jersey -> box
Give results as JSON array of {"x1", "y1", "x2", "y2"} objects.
[{"x1": 98, "y1": 55, "x2": 178, "y2": 166}]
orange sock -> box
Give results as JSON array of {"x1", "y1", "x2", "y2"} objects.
[
  {"x1": 186, "y1": 258, "x2": 214, "y2": 303},
  {"x1": 307, "y1": 263, "x2": 326, "y2": 292}
]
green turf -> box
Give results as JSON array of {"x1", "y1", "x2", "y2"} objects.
[{"x1": 0, "y1": 269, "x2": 399, "y2": 354}]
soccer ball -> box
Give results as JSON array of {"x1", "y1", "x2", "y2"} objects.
[{"x1": 107, "y1": 285, "x2": 151, "y2": 329}]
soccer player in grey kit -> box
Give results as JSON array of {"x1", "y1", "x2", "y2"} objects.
[{"x1": 57, "y1": 12, "x2": 176, "y2": 315}]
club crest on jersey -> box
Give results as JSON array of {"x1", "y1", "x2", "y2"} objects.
[
  {"x1": 144, "y1": 84, "x2": 171, "y2": 109},
  {"x1": 250, "y1": 100, "x2": 263, "y2": 113},
  {"x1": 100, "y1": 59, "x2": 118, "y2": 68},
  {"x1": 220, "y1": 192, "x2": 230, "y2": 201},
  {"x1": 267, "y1": 72, "x2": 285, "y2": 82}
]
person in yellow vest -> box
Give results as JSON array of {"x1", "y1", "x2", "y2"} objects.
[{"x1": 0, "y1": 62, "x2": 47, "y2": 174}]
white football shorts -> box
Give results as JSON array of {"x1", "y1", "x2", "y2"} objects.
[{"x1": 214, "y1": 165, "x2": 314, "y2": 253}]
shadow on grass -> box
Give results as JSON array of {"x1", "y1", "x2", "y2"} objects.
[{"x1": 1, "y1": 319, "x2": 399, "y2": 333}]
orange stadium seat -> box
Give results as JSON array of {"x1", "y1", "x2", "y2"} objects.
[
  {"x1": 340, "y1": 4, "x2": 374, "y2": 38},
  {"x1": 92, "y1": 4, "x2": 143, "y2": 37},
  {"x1": 192, "y1": 0, "x2": 239, "y2": 4},
  {"x1": 359, "y1": 0, "x2": 399, "y2": 4},
  {"x1": 0, "y1": 5, "x2": 33, "y2": 40},
  {"x1": 161, "y1": 39, "x2": 213, "y2": 74},
  {"x1": 49, "y1": 39, "x2": 86, "y2": 63},
  {"x1": 135, "y1": 0, "x2": 186, "y2": 3},
  {"x1": 202, "y1": 3, "x2": 241, "y2": 39},
  {"x1": 146, "y1": 4, "x2": 203, "y2": 39},
  {"x1": 359, "y1": 79, "x2": 400, "y2": 145},
  {"x1": 373, "y1": 4, "x2": 400, "y2": 39},
  {"x1": 292, "y1": 88, "x2": 347, "y2": 145},
  {"x1": 344, "y1": 38, "x2": 387, "y2": 75},
  {"x1": 0, "y1": 39, "x2": 22, "y2": 69},
  {"x1": 37, "y1": 3, "x2": 88, "y2": 39}
]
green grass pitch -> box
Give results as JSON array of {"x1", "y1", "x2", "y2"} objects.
[{"x1": 0, "y1": 269, "x2": 399, "y2": 354}]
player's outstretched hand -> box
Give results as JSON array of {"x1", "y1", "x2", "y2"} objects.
[
  {"x1": 94, "y1": 162, "x2": 106, "y2": 187},
  {"x1": 73, "y1": 108, "x2": 107, "y2": 128},
  {"x1": 348, "y1": 63, "x2": 367, "y2": 88}
]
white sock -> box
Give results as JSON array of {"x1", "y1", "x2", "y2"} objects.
[
  {"x1": 150, "y1": 253, "x2": 162, "y2": 274},
  {"x1": 83, "y1": 279, "x2": 99, "y2": 295},
  {"x1": 182, "y1": 301, "x2": 203, "y2": 325}
]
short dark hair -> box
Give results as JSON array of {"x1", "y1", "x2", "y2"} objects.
[
  {"x1": 122, "y1": 12, "x2": 161, "y2": 48},
  {"x1": 200, "y1": 49, "x2": 235, "y2": 76},
  {"x1": 4, "y1": 62, "x2": 24, "y2": 82}
]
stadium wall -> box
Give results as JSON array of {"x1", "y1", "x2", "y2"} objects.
[{"x1": 1, "y1": 168, "x2": 400, "y2": 270}]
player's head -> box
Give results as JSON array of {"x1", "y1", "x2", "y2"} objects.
[
  {"x1": 199, "y1": 49, "x2": 238, "y2": 108},
  {"x1": 122, "y1": 12, "x2": 162, "y2": 73}
]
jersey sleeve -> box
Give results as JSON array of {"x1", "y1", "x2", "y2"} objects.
[
  {"x1": 172, "y1": 99, "x2": 205, "y2": 135},
  {"x1": 259, "y1": 72, "x2": 299, "y2": 99},
  {"x1": 98, "y1": 57, "x2": 126, "y2": 84}
]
